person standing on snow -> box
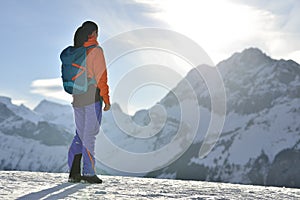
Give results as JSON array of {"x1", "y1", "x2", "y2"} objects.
[{"x1": 66, "y1": 21, "x2": 110, "y2": 184}]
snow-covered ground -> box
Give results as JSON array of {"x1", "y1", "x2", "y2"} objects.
[{"x1": 0, "y1": 171, "x2": 299, "y2": 200}]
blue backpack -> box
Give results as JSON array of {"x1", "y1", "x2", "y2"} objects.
[{"x1": 60, "y1": 45, "x2": 96, "y2": 94}]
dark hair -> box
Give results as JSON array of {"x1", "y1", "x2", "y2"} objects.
[
  {"x1": 82, "y1": 21, "x2": 98, "y2": 35},
  {"x1": 73, "y1": 21, "x2": 98, "y2": 48}
]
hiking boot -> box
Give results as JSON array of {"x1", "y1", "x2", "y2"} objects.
[
  {"x1": 81, "y1": 175, "x2": 103, "y2": 184},
  {"x1": 68, "y1": 174, "x2": 81, "y2": 183},
  {"x1": 68, "y1": 154, "x2": 82, "y2": 183}
]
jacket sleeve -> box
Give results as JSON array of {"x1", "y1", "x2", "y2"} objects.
[{"x1": 91, "y1": 47, "x2": 110, "y2": 105}]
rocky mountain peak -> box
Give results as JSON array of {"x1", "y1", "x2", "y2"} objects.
[
  {"x1": 34, "y1": 99, "x2": 62, "y2": 111},
  {"x1": 232, "y1": 47, "x2": 271, "y2": 63},
  {"x1": 0, "y1": 96, "x2": 12, "y2": 106},
  {"x1": 218, "y1": 47, "x2": 274, "y2": 74}
]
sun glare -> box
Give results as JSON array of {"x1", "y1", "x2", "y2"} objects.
[{"x1": 151, "y1": 0, "x2": 276, "y2": 63}]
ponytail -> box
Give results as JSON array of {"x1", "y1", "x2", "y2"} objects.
[{"x1": 73, "y1": 26, "x2": 87, "y2": 47}]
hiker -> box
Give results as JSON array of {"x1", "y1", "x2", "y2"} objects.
[{"x1": 62, "y1": 21, "x2": 110, "y2": 184}]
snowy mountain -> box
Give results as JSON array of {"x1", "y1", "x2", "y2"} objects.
[
  {"x1": 146, "y1": 48, "x2": 300, "y2": 188},
  {"x1": 0, "y1": 97, "x2": 40, "y2": 123},
  {"x1": 1, "y1": 47, "x2": 299, "y2": 188},
  {"x1": 0, "y1": 98, "x2": 72, "y2": 172},
  {"x1": 34, "y1": 99, "x2": 74, "y2": 132},
  {"x1": 1, "y1": 171, "x2": 299, "y2": 199}
]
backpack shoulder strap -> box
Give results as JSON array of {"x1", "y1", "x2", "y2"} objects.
[
  {"x1": 86, "y1": 45, "x2": 97, "y2": 50},
  {"x1": 86, "y1": 45, "x2": 103, "y2": 50}
]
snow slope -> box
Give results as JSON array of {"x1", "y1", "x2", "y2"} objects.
[
  {"x1": 0, "y1": 132, "x2": 68, "y2": 172},
  {"x1": 0, "y1": 170, "x2": 299, "y2": 200}
]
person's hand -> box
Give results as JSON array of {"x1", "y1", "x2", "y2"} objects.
[{"x1": 103, "y1": 103, "x2": 111, "y2": 111}]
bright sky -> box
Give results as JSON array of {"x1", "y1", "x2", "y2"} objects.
[{"x1": 0, "y1": 0, "x2": 299, "y2": 114}]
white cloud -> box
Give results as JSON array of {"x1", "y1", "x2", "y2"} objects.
[
  {"x1": 227, "y1": 0, "x2": 300, "y2": 61},
  {"x1": 31, "y1": 78, "x2": 61, "y2": 88},
  {"x1": 30, "y1": 78, "x2": 72, "y2": 103},
  {"x1": 136, "y1": 0, "x2": 300, "y2": 63},
  {"x1": 76, "y1": 0, "x2": 166, "y2": 39},
  {"x1": 145, "y1": 0, "x2": 274, "y2": 61}
]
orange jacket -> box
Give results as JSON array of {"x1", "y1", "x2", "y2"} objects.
[{"x1": 83, "y1": 36, "x2": 110, "y2": 105}]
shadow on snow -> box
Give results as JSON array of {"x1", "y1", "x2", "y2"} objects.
[{"x1": 16, "y1": 182, "x2": 88, "y2": 200}]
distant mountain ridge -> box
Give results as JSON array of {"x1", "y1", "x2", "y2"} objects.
[
  {"x1": 0, "y1": 97, "x2": 72, "y2": 172},
  {"x1": 34, "y1": 99, "x2": 74, "y2": 132},
  {"x1": 1, "y1": 47, "x2": 300, "y2": 188}
]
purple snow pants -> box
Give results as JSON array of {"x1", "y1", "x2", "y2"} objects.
[{"x1": 68, "y1": 101, "x2": 102, "y2": 176}]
